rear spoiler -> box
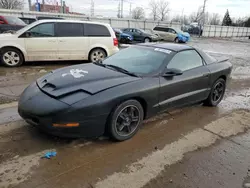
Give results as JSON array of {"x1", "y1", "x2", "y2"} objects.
[{"x1": 216, "y1": 57, "x2": 229, "y2": 63}]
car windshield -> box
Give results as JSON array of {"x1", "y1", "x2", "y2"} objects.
[
  {"x1": 174, "y1": 28, "x2": 183, "y2": 34},
  {"x1": 4, "y1": 16, "x2": 26, "y2": 26},
  {"x1": 102, "y1": 47, "x2": 170, "y2": 74}
]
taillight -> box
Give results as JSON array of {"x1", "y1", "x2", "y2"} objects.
[{"x1": 113, "y1": 38, "x2": 118, "y2": 46}]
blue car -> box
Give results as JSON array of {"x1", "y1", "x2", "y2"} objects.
[
  {"x1": 113, "y1": 28, "x2": 133, "y2": 44},
  {"x1": 175, "y1": 28, "x2": 190, "y2": 43}
]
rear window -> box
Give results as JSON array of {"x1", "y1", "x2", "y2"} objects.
[
  {"x1": 84, "y1": 24, "x2": 111, "y2": 37},
  {"x1": 4, "y1": 16, "x2": 26, "y2": 26},
  {"x1": 56, "y1": 23, "x2": 84, "y2": 37},
  {"x1": 195, "y1": 48, "x2": 217, "y2": 64}
]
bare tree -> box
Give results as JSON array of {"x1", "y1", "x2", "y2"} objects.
[
  {"x1": 132, "y1": 7, "x2": 145, "y2": 20},
  {"x1": 171, "y1": 14, "x2": 182, "y2": 23},
  {"x1": 189, "y1": 6, "x2": 203, "y2": 23},
  {"x1": 149, "y1": 0, "x2": 158, "y2": 21},
  {"x1": 158, "y1": 0, "x2": 170, "y2": 21},
  {"x1": 208, "y1": 13, "x2": 221, "y2": 25},
  {"x1": 0, "y1": 0, "x2": 24, "y2": 9}
]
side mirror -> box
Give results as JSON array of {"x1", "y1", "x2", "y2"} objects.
[
  {"x1": 163, "y1": 68, "x2": 183, "y2": 77},
  {"x1": 0, "y1": 20, "x2": 5, "y2": 24}
]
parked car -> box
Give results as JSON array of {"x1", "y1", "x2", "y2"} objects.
[
  {"x1": 0, "y1": 15, "x2": 26, "y2": 33},
  {"x1": 19, "y1": 16, "x2": 65, "y2": 25},
  {"x1": 113, "y1": 28, "x2": 133, "y2": 44},
  {"x1": 19, "y1": 17, "x2": 37, "y2": 25},
  {"x1": 153, "y1": 25, "x2": 190, "y2": 43},
  {"x1": 18, "y1": 43, "x2": 232, "y2": 141},
  {"x1": 182, "y1": 24, "x2": 202, "y2": 35},
  {"x1": 122, "y1": 28, "x2": 159, "y2": 43},
  {"x1": 0, "y1": 20, "x2": 119, "y2": 67}
]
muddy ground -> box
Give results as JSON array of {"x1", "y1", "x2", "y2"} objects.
[{"x1": 0, "y1": 38, "x2": 250, "y2": 188}]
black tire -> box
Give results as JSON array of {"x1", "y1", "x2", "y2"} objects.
[
  {"x1": 204, "y1": 78, "x2": 226, "y2": 106},
  {"x1": 144, "y1": 37, "x2": 151, "y2": 43},
  {"x1": 174, "y1": 37, "x2": 179, "y2": 43},
  {"x1": 0, "y1": 47, "x2": 24, "y2": 67},
  {"x1": 120, "y1": 38, "x2": 126, "y2": 44},
  {"x1": 109, "y1": 100, "x2": 144, "y2": 141}
]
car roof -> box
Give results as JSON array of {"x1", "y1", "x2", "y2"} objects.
[
  {"x1": 35, "y1": 19, "x2": 110, "y2": 27},
  {"x1": 137, "y1": 43, "x2": 194, "y2": 52}
]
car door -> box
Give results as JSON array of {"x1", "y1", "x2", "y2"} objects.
[
  {"x1": 167, "y1": 28, "x2": 178, "y2": 41},
  {"x1": 134, "y1": 29, "x2": 144, "y2": 41},
  {"x1": 56, "y1": 22, "x2": 88, "y2": 60},
  {"x1": 159, "y1": 50, "x2": 211, "y2": 111},
  {"x1": 22, "y1": 22, "x2": 58, "y2": 61}
]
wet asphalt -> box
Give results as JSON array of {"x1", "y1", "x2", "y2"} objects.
[{"x1": 0, "y1": 38, "x2": 250, "y2": 188}]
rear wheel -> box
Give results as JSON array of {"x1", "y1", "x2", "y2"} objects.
[
  {"x1": 89, "y1": 48, "x2": 106, "y2": 62},
  {"x1": 1, "y1": 47, "x2": 23, "y2": 67},
  {"x1": 109, "y1": 100, "x2": 144, "y2": 141},
  {"x1": 144, "y1": 37, "x2": 151, "y2": 43},
  {"x1": 204, "y1": 78, "x2": 226, "y2": 106}
]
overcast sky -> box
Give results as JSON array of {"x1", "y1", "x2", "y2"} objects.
[{"x1": 29, "y1": 0, "x2": 250, "y2": 19}]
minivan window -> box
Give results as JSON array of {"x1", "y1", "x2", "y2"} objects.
[
  {"x1": 28, "y1": 23, "x2": 55, "y2": 37},
  {"x1": 56, "y1": 23, "x2": 83, "y2": 37},
  {"x1": 153, "y1": 27, "x2": 168, "y2": 32},
  {"x1": 84, "y1": 24, "x2": 111, "y2": 37}
]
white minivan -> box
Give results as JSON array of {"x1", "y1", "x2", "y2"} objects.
[{"x1": 0, "y1": 20, "x2": 119, "y2": 67}]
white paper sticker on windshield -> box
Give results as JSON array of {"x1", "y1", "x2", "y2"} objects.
[
  {"x1": 62, "y1": 69, "x2": 88, "y2": 78},
  {"x1": 154, "y1": 48, "x2": 171, "y2": 54}
]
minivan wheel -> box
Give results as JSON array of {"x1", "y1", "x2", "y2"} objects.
[
  {"x1": 174, "y1": 37, "x2": 179, "y2": 43},
  {"x1": 1, "y1": 47, "x2": 23, "y2": 67},
  {"x1": 89, "y1": 48, "x2": 106, "y2": 62}
]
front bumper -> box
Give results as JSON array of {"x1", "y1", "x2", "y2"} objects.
[{"x1": 18, "y1": 82, "x2": 108, "y2": 138}]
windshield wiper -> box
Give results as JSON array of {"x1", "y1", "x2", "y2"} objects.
[
  {"x1": 93, "y1": 60, "x2": 106, "y2": 67},
  {"x1": 105, "y1": 64, "x2": 139, "y2": 77}
]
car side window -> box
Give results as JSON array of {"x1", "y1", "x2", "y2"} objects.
[
  {"x1": 84, "y1": 24, "x2": 111, "y2": 37},
  {"x1": 167, "y1": 50, "x2": 203, "y2": 72},
  {"x1": 28, "y1": 23, "x2": 55, "y2": 37},
  {"x1": 135, "y1": 29, "x2": 142, "y2": 34},
  {"x1": 56, "y1": 23, "x2": 83, "y2": 37},
  {"x1": 168, "y1": 28, "x2": 176, "y2": 34}
]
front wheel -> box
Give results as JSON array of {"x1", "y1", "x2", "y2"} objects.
[
  {"x1": 174, "y1": 37, "x2": 179, "y2": 43},
  {"x1": 1, "y1": 47, "x2": 23, "y2": 67},
  {"x1": 108, "y1": 100, "x2": 144, "y2": 141},
  {"x1": 204, "y1": 78, "x2": 226, "y2": 106}
]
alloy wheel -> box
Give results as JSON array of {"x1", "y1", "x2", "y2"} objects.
[
  {"x1": 90, "y1": 49, "x2": 105, "y2": 62},
  {"x1": 212, "y1": 81, "x2": 224, "y2": 103},
  {"x1": 115, "y1": 105, "x2": 140, "y2": 137},
  {"x1": 3, "y1": 51, "x2": 20, "y2": 66}
]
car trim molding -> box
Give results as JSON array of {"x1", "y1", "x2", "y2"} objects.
[{"x1": 155, "y1": 88, "x2": 210, "y2": 107}]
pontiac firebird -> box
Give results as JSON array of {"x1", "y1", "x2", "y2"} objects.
[{"x1": 18, "y1": 43, "x2": 232, "y2": 141}]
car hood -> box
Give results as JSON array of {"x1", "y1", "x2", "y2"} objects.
[
  {"x1": 37, "y1": 63, "x2": 141, "y2": 97},
  {"x1": 181, "y1": 32, "x2": 190, "y2": 37}
]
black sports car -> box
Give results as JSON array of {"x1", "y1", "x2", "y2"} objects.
[{"x1": 18, "y1": 43, "x2": 232, "y2": 141}]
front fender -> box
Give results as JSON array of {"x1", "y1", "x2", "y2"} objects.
[{"x1": 0, "y1": 42, "x2": 27, "y2": 60}]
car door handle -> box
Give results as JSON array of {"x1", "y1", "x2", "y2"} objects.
[
  {"x1": 59, "y1": 40, "x2": 66, "y2": 42},
  {"x1": 48, "y1": 40, "x2": 56, "y2": 42},
  {"x1": 203, "y1": 73, "x2": 210, "y2": 77}
]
